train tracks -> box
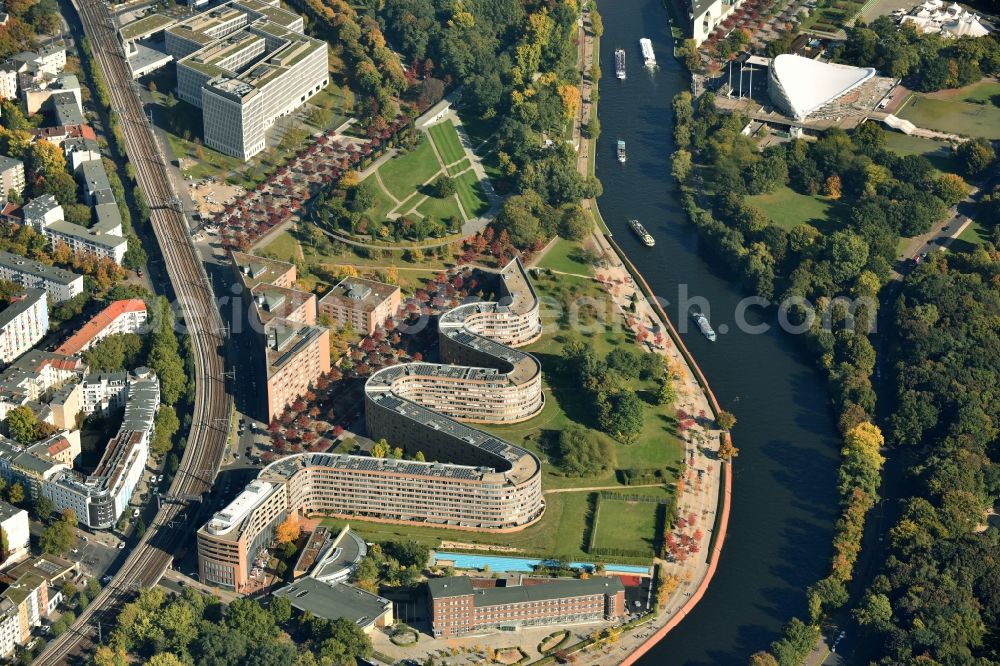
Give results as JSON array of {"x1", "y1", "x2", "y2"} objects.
[{"x1": 34, "y1": 0, "x2": 231, "y2": 663}]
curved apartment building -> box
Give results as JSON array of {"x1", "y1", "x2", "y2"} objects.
[{"x1": 199, "y1": 258, "x2": 546, "y2": 590}]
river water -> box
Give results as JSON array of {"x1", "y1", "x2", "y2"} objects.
[{"x1": 593, "y1": 1, "x2": 842, "y2": 663}]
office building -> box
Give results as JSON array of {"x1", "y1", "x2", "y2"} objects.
[
  {"x1": 198, "y1": 259, "x2": 545, "y2": 590},
  {"x1": 688, "y1": 0, "x2": 745, "y2": 46},
  {"x1": 22, "y1": 195, "x2": 126, "y2": 264},
  {"x1": 167, "y1": 0, "x2": 328, "y2": 159},
  {"x1": 318, "y1": 277, "x2": 400, "y2": 336},
  {"x1": 427, "y1": 575, "x2": 626, "y2": 637},
  {"x1": 0, "y1": 289, "x2": 47, "y2": 364},
  {"x1": 55, "y1": 299, "x2": 148, "y2": 356},
  {"x1": 0, "y1": 501, "x2": 28, "y2": 566},
  {"x1": 0, "y1": 157, "x2": 24, "y2": 198}
]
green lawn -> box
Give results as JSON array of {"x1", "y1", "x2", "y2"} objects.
[
  {"x1": 746, "y1": 185, "x2": 838, "y2": 232},
  {"x1": 898, "y1": 94, "x2": 1000, "y2": 140},
  {"x1": 883, "y1": 132, "x2": 959, "y2": 174},
  {"x1": 428, "y1": 121, "x2": 466, "y2": 165},
  {"x1": 536, "y1": 238, "x2": 595, "y2": 275},
  {"x1": 395, "y1": 191, "x2": 425, "y2": 215},
  {"x1": 378, "y1": 138, "x2": 442, "y2": 200},
  {"x1": 258, "y1": 230, "x2": 299, "y2": 263},
  {"x1": 953, "y1": 217, "x2": 992, "y2": 250},
  {"x1": 368, "y1": 184, "x2": 396, "y2": 223},
  {"x1": 955, "y1": 80, "x2": 1000, "y2": 105},
  {"x1": 323, "y1": 490, "x2": 597, "y2": 561},
  {"x1": 591, "y1": 495, "x2": 665, "y2": 555},
  {"x1": 455, "y1": 170, "x2": 490, "y2": 217},
  {"x1": 416, "y1": 194, "x2": 463, "y2": 224},
  {"x1": 447, "y1": 158, "x2": 471, "y2": 177}
]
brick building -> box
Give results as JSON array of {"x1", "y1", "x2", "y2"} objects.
[{"x1": 318, "y1": 277, "x2": 400, "y2": 335}]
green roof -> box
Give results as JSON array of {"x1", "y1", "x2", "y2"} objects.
[{"x1": 120, "y1": 13, "x2": 178, "y2": 41}]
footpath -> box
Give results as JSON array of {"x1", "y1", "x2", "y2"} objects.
[{"x1": 567, "y1": 9, "x2": 733, "y2": 666}]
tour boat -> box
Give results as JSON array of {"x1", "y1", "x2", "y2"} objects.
[
  {"x1": 615, "y1": 48, "x2": 626, "y2": 79},
  {"x1": 640, "y1": 38, "x2": 656, "y2": 68},
  {"x1": 617, "y1": 139, "x2": 627, "y2": 163},
  {"x1": 691, "y1": 311, "x2": 717, "y2": 342},
  {"x1": 628, "y1": 219, "x2": 655, "y2": 247}
]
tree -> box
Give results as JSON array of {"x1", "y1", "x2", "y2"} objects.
[
  {"x1": 749, "y1": 652, "x2": 779, "y2": 666},
  {"x1": 718, "y1": 438, "x2": 739, "y2": 461},
  {"x1": 146, "y1": 655, "x2": 186, "y2": 666},
  {"x1": 656, "y1": 377, "x2": 676, "y2": 406},
  {"x1": 268, "y1": 595, "x2": 292, "y2": 625},
  {"x1": 432, "y1": 174, "x2": 456, "y2": 198},
  {"x1": 597, "y1": 388, "x2": 644, "y2": 443},
  {"x1": 226, "y1": 598, "x2": 278, "y2": 645},
  {"x1": 6, "y1": 405, "x2": 38, "y2": 443},
  {"x1": 383, "y1": 540, "x2": 430, "y2": 568},
  {"x1": 7, "y1": 482, "x2": 23, "y2": 505},
  {"x1": 853, "y1": 591, "x2": 892, "y2": 630},
  {"x1": 371, "y1": 438, "x2": 390, "y2": 458},
  {"x1": 152, "y1": 406, "x2": 180, "y2": 456},
  {"x1": 192, "y1": 621, "x2": 248, "y2": 666},
  {"x1": 933, "y1": 173, "x2": 970, "y2": 205},
  {"x1": 716, "y1": 410, "x2": 737, "y2": 431},
  {"x1": 671, "y1": 149, "x2": 693, "y2": 183},
  {"x1": 275, "y1": 514, "x2": 300, "y2": 545},
  {"x1": 557, "y1": 203, "x2": 590, "y2": 240},
  {"x1": 556, "y1": 423, "x2": 615, "y2": 476},
  {"x1": 40, "y1": 510, "x2": 75, "y2": 555},
  {"x1": 955, "y1": 138, "x2": 995, "y2": 177}
]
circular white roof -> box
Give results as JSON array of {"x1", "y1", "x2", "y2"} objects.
[{"x1": 769, "y1": 54, "x2": 877, "y2": 121}]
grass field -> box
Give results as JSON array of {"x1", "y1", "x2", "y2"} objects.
[
  {"x1": 378, "y1": 139, "x2": 442, "y2": 200},
  {"x1": 882, "y1": 132, "x2": 959, "y2": 174},
  {"x1": 955, "y1": 80, "x2": 1000, "y2": 105},
  {"x1": 428, "y1": 121, "x2": 466, "y2": 165},
  {"x1": 416, "y1": 194, "x2": 463, "y2": 224},
  {"x1": 955, "y1": 217, "x2": 992, "y2": 248},
  {"x1": 448, "y1": 158, "x2": 471, "y2": 176},
  {"x1": 395, "y1": 191, "x2": 425, "y2": 215},
  {"x1": 898, "y1": 94, "x2": 1000, "y2": 140},
  {"x1": 591, "y1": 495, "x2": 664, "y2": 555},
  {"x1": 258, "y1": 231, "x2": 299, "y2": 263},
  {"x1": 455, "y1": 170, "x2": 490, "y2": 217},
  {"x1": 323, "y1": 490, "x2": 596, "y2": 561},
  {"x1": 535, "y1": 238, "x2": 594, "y2": 275},
  {"x1": 747, "y1": 185, "x2": 838, "y2": 232}
]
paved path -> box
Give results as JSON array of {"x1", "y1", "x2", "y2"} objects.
[{"x1": 544, "y1": 483, "x2": 666, "y2": 494}]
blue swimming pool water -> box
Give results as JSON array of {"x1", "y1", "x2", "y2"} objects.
[{"x1": 433, "y1": 552, "x2": 651, "y2": 575}]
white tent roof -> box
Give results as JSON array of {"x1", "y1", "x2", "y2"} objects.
[{"x1": 769, "y1": 54, "x2": 877, "y2": 120}]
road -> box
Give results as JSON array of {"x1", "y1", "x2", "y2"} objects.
[{"x1": 34, "y1": 0, "x2": 231, "y2": 662}]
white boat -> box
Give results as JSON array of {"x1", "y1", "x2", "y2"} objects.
[
  {"x1": 691, "y1": 311, "x2": 717, "y2": 342},
  {"x1": 615, "y1": 48, "x2": 626, "y2": 79},
  {"x1": 640, "y1": 38, "x2": 656, "y2": 68},
  {"x1": 628, "y1": 219, "x2": 654, "y2": 247},
  {"x1": 617, "y1": 139, "x2": 626, "y2": 163}
]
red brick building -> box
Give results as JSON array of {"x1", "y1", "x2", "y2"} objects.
[{"x1": 427, "y1": 575, "x2": 626, "y2": 637}]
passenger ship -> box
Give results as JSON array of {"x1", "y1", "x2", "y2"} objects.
[
  {"x1": 617, "y1": 140, "x2": 626, "y2": 163},
  {"x1": 615, "y1": 48, "x2": 626, "y2": 79},
  {"x1": 628, "y1": 219, "x2": 655, "y2": 247},
  {"x1": 640, "y1": 38, "x2": 656, "y2": 68}
]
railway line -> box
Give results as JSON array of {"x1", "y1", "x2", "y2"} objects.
[{"x1": 34, "y1": 0, "x2": 231, "y2": 662}]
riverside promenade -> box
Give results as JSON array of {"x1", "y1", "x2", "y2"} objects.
[{"x1": 568, "y1": 7, "x2": 733, "y2": 665}]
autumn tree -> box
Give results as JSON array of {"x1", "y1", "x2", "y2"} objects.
[
  {"x1": 716, "y1": 410, "x2": 737, "y2": 431},
  {"x1": 275, "y1": 514, "x2": 301, "y2": 545},
  {"x1": 718, "y1": 437, "x2": 740, "y2": 461}
]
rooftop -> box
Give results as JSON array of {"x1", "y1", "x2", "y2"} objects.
[
  {"x1": 55, "y1": 299, "x2": 147, "y2": 356},
  {"x1": 320, "y1": 277, "x2": 400, "y2": 314},
  {"x1": 0, "y1": 288, "x2": 46, "y2": 330},
  {"x1": 0, "y1": 249, "x2": 81, "y2": 286},
  {"x1": 272, "y1": 577, "x2": 391, "y2": 629},
  {"x1": 427, "y1": 575, "x2": 625, "y2": 606},
  {"x1": 119, "y1": 13, "x2": 178, "y2": 41}
]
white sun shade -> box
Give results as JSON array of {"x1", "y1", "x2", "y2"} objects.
[{"x1": 768, "y1": 54, "x2": 877, "y2": 121}]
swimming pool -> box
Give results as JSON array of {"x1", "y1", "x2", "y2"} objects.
[{"x1": 433, "y1": 552, "x2": 651, "y2": 575}]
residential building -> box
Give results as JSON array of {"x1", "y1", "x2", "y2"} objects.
[
  {"x1": 79, "y1": 372, "x2": 129, "y2": 414},
  {"x1": 0, "y1": 351, "x2": 85, "y2": 424},
  {"x1": 0, "y1": 157, "x2": 24, "y2": 198},
  {"x1": 55, "y1": 300, "x2": 148, "y2": 356},
  {"x1": 0, "y1": 250, "x2": 83, "y2": 303},
  {"x1": 198, "y1": 259, "x2": 546, "y2": 591},
  {"x1": 230, "y1": 252, "x2": 328, "y2": 420},
  {"x1": 0, "y1": 572, "x2": 47, "y2": 658},
  {"x1": 6, "y1": 554, "x2": 77, "y2": 617},
  {"x1": 0, "y1": 501, "x2": 28, "y2": 566},
  {"x1": 0, "y1": 70, "x2": 16, "y2": 100},
  {"x1": 0, "y1": 289, "x2": 47, "y2": 364},
  {"x1": 22, "y1": 73, "x2": 80, "y2": 115},
  {"x1": 427, "y1": 575, "x2": 626, "y2": 637},
  {"x1": 0, "y1": 371, "x2": 159, "y2": 529},
  {"x1": 22, "y1": 195, "x2": 127, "y2": 264},
  {"x1": 167, "y1": 0, "x2": 328, "y2": 159},
  {"x1": 318, "y1": 277, "x2": 400, "y2": 336}
]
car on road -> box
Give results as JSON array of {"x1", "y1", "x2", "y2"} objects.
[
  {"x1": 132, "y1": 508, "x2": 140, "y2": 517},
  {"x1": 117, "y1": 542, "x2": 125, "y2": 550},
  {"x1": 101, "y1": 575, "x2": 113, "y2": 584},
  {"x1": 157, "y1": 474, "x2": 164, "y2": 482}
]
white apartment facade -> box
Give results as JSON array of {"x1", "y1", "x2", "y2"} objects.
[
  {"x1": 0, "y1": 290, "x2": 47, "y2": 364},
  {"x1": 0, "y1": 250, "x2": 83, "y2": 303}
]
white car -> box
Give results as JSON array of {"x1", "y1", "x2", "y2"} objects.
[{"x1": 132, "y1": 508, "x2": 140, "y2": 518}]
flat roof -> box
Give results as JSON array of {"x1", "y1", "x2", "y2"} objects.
[
  {"x1": 0, "y1": 249, "x2": 82, "y2": 286},
  {"x1": 0, "y1": 289, "x2": 45, "y2": 329},
  {"x1": 427, "y1": 575, "x2": 625, "y2": 606},
  {"x1": 320, "y1": 276, "x2": 399, "y2": 314},
  {"x1": 272, "y1": 578, "x2": 390, "y2": 628},
  {"x1": 120, "y1": 13, "x2": 178, "y2": 41}
]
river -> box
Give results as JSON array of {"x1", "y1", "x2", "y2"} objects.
[{"x1": 593, "y1": 1, "x2": 842, "y2": 663}]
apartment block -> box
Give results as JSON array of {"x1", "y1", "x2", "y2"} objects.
[
  {"x1": 79, "y1": 372, "x2": 129, "y2": 414},
  {"x1": 0, "y1": 289, "x2": 47, "y2": 364},
  {"x1": 0, "y1": 250, "x2": 82, "y2": 303},
  {"x1": 167, "y1": 0, "x2": 327, "y2": 159},
  {"x1": 0, "y1": 157, "x2": 24, "y2": 198},
  {"x1": 0, "y1": 501, "x2": 28, "y2": 566},
  {"x1": 318, "y1": 277, "x2": 400, "y2": 336},
  {"x1": 0, "y1": 572, "x2": 47, "y2": 658},
  {"x1": 263, "y1": 322, "x2": 330, "y2": 419},
  {"x1": 55, "y1": 299, "x2": 148, "y2": 356},
  {"x1": 0, "y1": 351, "x2": 85, "y2": 425},
  {"x1": 427, "y1": 575, "x2": 625, "y2": 637},
  {"x1": 22, "y1": 195, "x2": 126, "y2": 264}
]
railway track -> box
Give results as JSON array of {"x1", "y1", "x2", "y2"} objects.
[{"x1": 34, "y1": 0, "x2": 231, "y2": 662}]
